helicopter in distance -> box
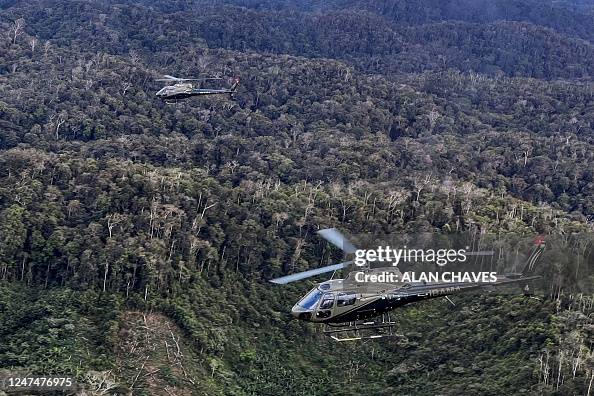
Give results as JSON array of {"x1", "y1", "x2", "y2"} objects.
[
  {"x1": 270, "y1": 229, "x2": 545, "y2": 341},
  {"x1": 155, "y1": 75, "x2": 240, "y2": 103}
]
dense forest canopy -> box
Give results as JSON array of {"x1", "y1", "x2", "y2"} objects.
[{"x1": 0, "y1": 0, "x2": 593, "y2": 394}]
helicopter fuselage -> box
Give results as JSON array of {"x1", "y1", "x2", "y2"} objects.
[
  {"x1": 155, "y1": 78, "x2": 239, "y2": 101},
  {"x1": 156, "y1": 86, "x2": 234, "y2": 101},
  {"x1": 270, "y1": 228, "x2": 544, "y2": 336},
  {"x1": 292, "y1": 268, "x2": 537, "y2": 324}
]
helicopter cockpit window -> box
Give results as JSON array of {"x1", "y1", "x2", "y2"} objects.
[
  {"x1": 337, "y1": 292, "x2": 357, "y2": 307},
  {"x1": 319, "y1": 293, "x2": 335, "y2": 310},
  {"x1": 297, "y1": 288, "x2": 323, "y2": 310}
]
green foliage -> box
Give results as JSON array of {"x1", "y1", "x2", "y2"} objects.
[
  {"x1": 0, "y1": 283, "x2": 120, "y2": 375},
  {"x1": 0, "y1": 0, "x2": 593, "y2": 394}
]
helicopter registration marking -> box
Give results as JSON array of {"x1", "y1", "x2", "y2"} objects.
[{"x1": 428, "y1": 286, "x2": 461, "y2": 296}]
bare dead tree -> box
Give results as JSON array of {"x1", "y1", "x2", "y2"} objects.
[
  {"x1": 106, "y1": 213, "x2": 123, "y2": 238},
  {"x1": 413, "y1": 173, "x2": 434, "y2": 202},
  {"x1": 103, "y1": 262, "x2": 109, "y2": 292},
  {"x1": 28, "y1": 36, "x2": 37, "y2": 53},
  {"x1": 339, "y1": 197, "x2": 352, "y2": 223},
  {"x1": 196, "y1": 201, "x2": 216, "y2": 234},
  {"x1": 11, "y1": 18, "x2": 25, "y2": 44},
  {"x1": 55, "y1": 113, "x2": 66, "y2": 140},
  {"x1": 46, "y1": 113, "x2": 56, "y2": 136},
  {"x1": 121, "y1": 81, "x2": 132, "y2": 95}
]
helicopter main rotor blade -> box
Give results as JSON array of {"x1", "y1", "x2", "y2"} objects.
[
  {"x1": 154, "y1": 75, "x2": 181, "y2": 81},
  {"x1": 269, "y1": 261, "x2": 353, "y2": 284},
  {"x1": 317, "y1": 228, "x2": 358, "y2": 254},
  {"x1": 179, "y1": 77, "x2": 223, "y2": 81},
  {"x1": 156, "y1": 75, "x2": 223, "y2": 82}
]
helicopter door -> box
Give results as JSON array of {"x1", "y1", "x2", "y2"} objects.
[
  {"x1": 316, "y1": 293, "x2": 335, "y2": 319},
  {"x1": 336, "y1": 292, "x2": 357, "y2": 307}
]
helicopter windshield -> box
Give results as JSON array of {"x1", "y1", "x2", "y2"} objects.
[{"x1": 297, "y1": 288, "x2": 323, "y2": 310}]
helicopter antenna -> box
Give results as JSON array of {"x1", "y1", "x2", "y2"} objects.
[{"x1": 330, "y1": 269, "x2": 338, "y2": 280}]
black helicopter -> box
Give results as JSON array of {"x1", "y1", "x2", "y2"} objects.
[
  {"x1": 270, "y1": 229, "x2": 544, "y2": 341},
  {"x1": 155, "y1": 75, "x2": 240, "y2": 102}
]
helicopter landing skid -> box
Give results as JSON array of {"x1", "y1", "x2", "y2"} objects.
[{"x1": 323, "y1": 314, "x2": 406, "y2": 342}]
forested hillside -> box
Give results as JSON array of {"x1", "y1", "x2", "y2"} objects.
[{"x1": 0, "y1": 0, "x2": 593, "y2": 394}]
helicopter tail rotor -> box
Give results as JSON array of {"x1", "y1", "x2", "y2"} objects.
[
  {"x1": 521, "y1": 236, "x2": 546, "y2": 276},
  {"x1": 517, "y1": 236, "x2": 546, "y2": 296}
]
